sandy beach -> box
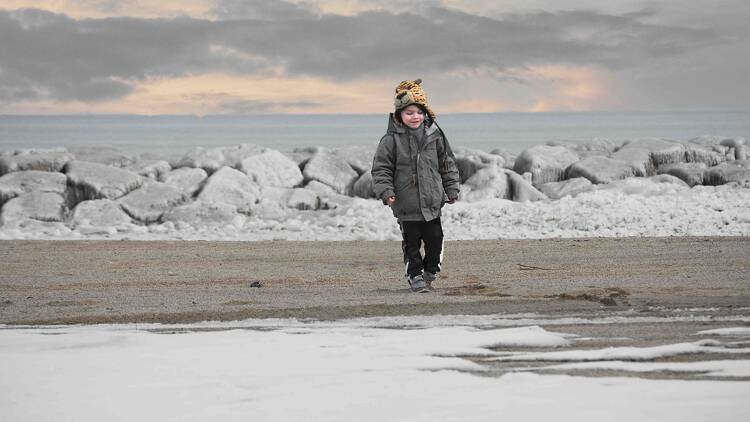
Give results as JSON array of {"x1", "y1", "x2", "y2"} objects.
[{"x1": 1, "y1": 236, "x2": 748, "y2": 325}]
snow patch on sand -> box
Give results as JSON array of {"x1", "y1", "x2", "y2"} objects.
[{"x1": 2, "y1": 318, "x2": 750, "y2": 422}]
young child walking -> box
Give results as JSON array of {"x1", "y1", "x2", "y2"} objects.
[{"x1": 371, "y1": 79, "x2": 461, "y2": 293}]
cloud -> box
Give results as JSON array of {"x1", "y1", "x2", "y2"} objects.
[
  {"x1": 0, "y1": 4, "x2": 724, "y2": 104},
  {"x1": 211, "y1": 0, "x2": 317, "y2": 20}
]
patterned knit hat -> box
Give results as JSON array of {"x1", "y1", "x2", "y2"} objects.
[{"x1": 394, "y1": 78, "x2": 435, "y2": 120}]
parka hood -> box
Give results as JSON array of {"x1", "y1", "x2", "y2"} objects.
[{"x1": 387, "y1": 113, "x2": 438, "y2": 137}]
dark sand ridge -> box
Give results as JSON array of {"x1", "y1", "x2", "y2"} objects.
[{"x1": 0, "y1": 237, "x2": 748, "y2": 325}]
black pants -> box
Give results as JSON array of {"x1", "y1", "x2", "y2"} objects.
[{"x1": 399, "y1": 218, "x2": 444, "y2": 278}]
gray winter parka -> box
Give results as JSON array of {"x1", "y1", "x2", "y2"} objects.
[{"x1": 371, "y1": 114, "x2": 460, "y2": 221}]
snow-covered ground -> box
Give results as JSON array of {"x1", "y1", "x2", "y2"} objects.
[
  {"x1": 2, "y1": 314, "x2": 750, "y2": 421},
  {"x1": 1, "y1": 183, "x2": 748, "y2": 241}
]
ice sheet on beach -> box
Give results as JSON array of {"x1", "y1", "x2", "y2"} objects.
[{"x1": 2, "y1": 317, "x2": 750, "y2": 422}]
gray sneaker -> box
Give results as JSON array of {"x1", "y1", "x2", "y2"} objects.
[
  {"x1": 423, "y1": 271, "x2": 437, "y2": 289},
  {"x1": 408, "y1": 274, "x2": 429, "y2": 293}
]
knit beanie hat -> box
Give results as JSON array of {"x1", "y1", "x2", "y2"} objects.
[{"x1": 394, "y1": 78, "x2": 436, "y2": 121}]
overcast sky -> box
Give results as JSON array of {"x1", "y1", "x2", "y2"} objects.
[{"x1": 1, "y1": 0, "x2": 748, "y2": 114}]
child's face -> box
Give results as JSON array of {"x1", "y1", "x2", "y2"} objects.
[{"x1": 400, "y1": 105, "x2": 424, "y2": 129}]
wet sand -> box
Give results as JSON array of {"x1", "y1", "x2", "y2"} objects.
[{"x1": 0, "y1": 237, "x2": 748, "y2": 325}]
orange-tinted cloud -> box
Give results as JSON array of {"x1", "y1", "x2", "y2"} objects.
[{"x1": 0, "y1": 74, "x2": 395, "y2": 115}]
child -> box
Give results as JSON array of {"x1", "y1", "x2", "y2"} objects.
[{"x1": 371, "y1": 79, "x2": 460, "y2": 293}]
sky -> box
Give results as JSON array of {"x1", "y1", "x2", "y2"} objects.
[{"x1": 0, "y1": 0, "x2": 748, "y2": 115}]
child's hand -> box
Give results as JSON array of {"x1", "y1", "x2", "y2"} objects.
[{"x1": 387, "y1": 196, "x2": 396, "y2": 205}]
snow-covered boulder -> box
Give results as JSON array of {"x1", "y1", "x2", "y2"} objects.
[
  {"x1": 351, "y1": 172, "x2": 375, "y2": 199},
  {"x1": 196, "y1": 166, "x2": 260, "y2": 214},
  {"x1": 240, "y1": 149, "x2": 304, "y2": 188},
  {"x1": 566, "y1": 156, "x2": 637, "y2": 184},
  {"x1": 70, "y1": 199, "x2": 134, "y2": 230},
  {"x1": 513, "y1": 145, "x2": 579, "y2": 186},
  {"x1": 460, "y1": 167, "x2": 509, "y2": 202},
  {"x1": 173, "y1": 144, "x2": 264, "y2": 173},
  {"x1": 546, "y1": 139, "x2": 616, "y2": 159},
  {"x1": 302, "y1": 151, "x2": 358, "y2": 194},
  {"x1": 0, "y1": 170, "x2": 67, "y2": 204},
  {"x1": 67, "y1": 146, "x2": 134, "y2": 167},
  {"x1": 0, "y1": 192, "x2": 66, "y2": 226},
  {"x1": 704, "y1": 160, "x2": 750, "y2": 186},
  {"x1": 118, "y1": 182, "x2": 187, "y2": 223},
  {"x1": 161, "y1": 201, "x2": 242, "y2": 226},
  {"x1": 286, "y1": 188, "x2": 321, "y2": 210},
  {"x1": 612, "y1": 138, "x2": 686, "y2": 176},
  {"x1": 506, "y1": 170, "x2": 547, "y2": 202},
  {"x1": 454, "y1": 148, "x2": 506, "y2": 183},
  {"x1": 65, "y1": 161, "x2": 144, "y2": 203},
  {"x1": 538, "y1": 177, "x2": 595, "y2": 200},
  {"x1": 0, "y1": 149, "x2": 75, "y2": 175},
  {"x1": 657, "y1": 162, "x2": 707, "y2": 187},
  {"x1": 160, "y1": 167, "x2": 208, "y2": 197},
  {"x1": 125, "y1": 160, "x2": 171, "y2": 180}
]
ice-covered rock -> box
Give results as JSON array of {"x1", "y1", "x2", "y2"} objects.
[
  {"x1": 67, "y1": 146, "x2": 134, "y2": 167},
  {"x1": 647, "y1": 174, "x2": 690, "y2": 186},
  {"x1": 489, "y1": 148, "x2": 516, "y2": 169},
  {"x1": 125, "y1": 160, "x2": 171, "y2": 180},
  {"x1": 704, "y1": 160, "x2": 750, "y2": 186},
  {"x1": 460, "y1": 167, "x2": 509, "y2": 202},
  {"x1": 118, "y1": 182, "x2": 188, "y2": 223},
  {"x1": 680, "y1": 142, "x2": 728, "y2": 167},
  {"x1": 302, "y1": 151, "x2": 358, "y2": 194},
  {"x1": 538, "y1": 177, "x2": 595, "y2": 200},
  {"x1": 506, "y1": 170, "x2": 547, "y2": 202},
  {"x1": 220, "y1": 144, "x2": 266, "y2": 168},
  {"x1": 513, "y1": 145, "x2": 579, "y2": 186},
  {"x1": 0, "y1": 192, "x2": 66, "y2": 226},
  {"x1": 0, "y1": 170, "x2": 67, "y2": 204},
  {"x1": 0, "y1": 149, "x2": 75, "y2": 175},
  {"x1": 257, "y1": 186, "x2": 321, "y2": 211},
  {"x1": 719, "y1": 138, "x2": 748, "y2": 160},
  {"x1": 351, "y1": 172, "x2": 375, "y2": 199},
  {"x1": 173, "y1": 144, "x2": 264, "y2": 173},
  {"x1": 161, "y1": 201, "x2": 243, "y2": 227},
  {"x1": 546, "y1": 139, "x2": 616, "y2": 159},
  {"x1": 286, "y1": 188, "x2": 321, "y2": 210},
  {"x1": 454, "y1": 147, "x2": 506, "y2": 183},
  {"x1": 598, "y1": 175, "x2": 689, "y2": 196},
  {"x1": 657, "y1": 162, "x2": 707, "y2": 187},
  {"x1": 70, "y1": 199, "x2": 134, "y2": 230},
  {"x1": 304, "y1": 180, "x2": 354, "y2": 209},
  {"x1": 196, "y1": 166, "x2": 260, "y2": 214},
  {"x1": 240, "y1": 149, "x2": 304, "y2": 188},
  {"x1": 172, "y1": 146, "x2": 226, "y2": 173},
  {"x1": 331, "y1": 146, "x2": 376, "y2": 175},
  {"x1": 65, "y1": 161, "x2": 144, "y2": 203},
  {"x1": 735, "y1": 145, "x2": 748, "y2": 161},
  {"x1": 566, "y1": 156, "x2": 637, "y2": 184},
  {"x1": 613, "y1": 138, "x2": 685, "y2": 176},
  {"x1": 160, "y1": 167, "x2": 208, "y2": 197}
]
